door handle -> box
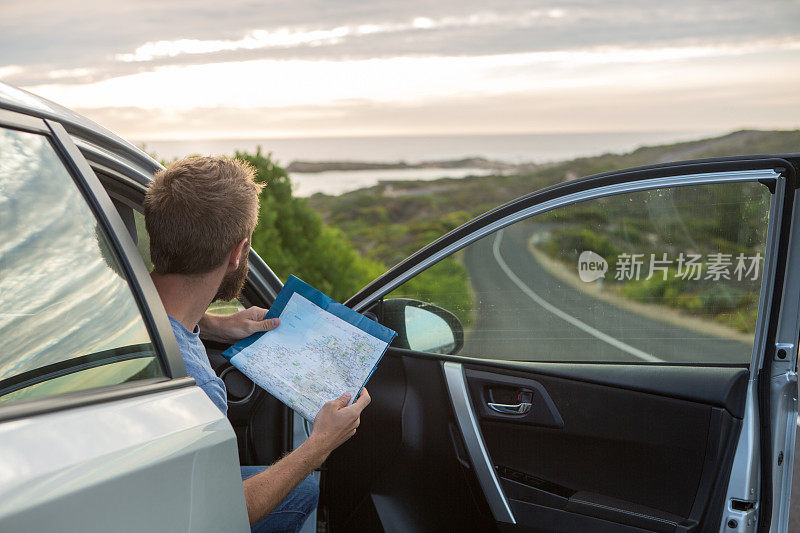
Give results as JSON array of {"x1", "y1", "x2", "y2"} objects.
[{"x1": 487, "y1": 402, "x2": 531, "y2": 415}]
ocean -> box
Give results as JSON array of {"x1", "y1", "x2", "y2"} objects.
[{"x1": 138, "y1": 130, "x2": 714, "y2": 196}]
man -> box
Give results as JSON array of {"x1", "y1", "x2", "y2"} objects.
[{"x1": 144, "y1": 156, "x2": 370, "y2": 532}]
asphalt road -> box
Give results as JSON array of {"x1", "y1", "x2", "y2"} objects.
[
  {"x1": 461, "y1": 223, "x2": 800, "y2": 524},
  {"x1": 462, "y1": 223, "x2": 750, "y2": 363}
]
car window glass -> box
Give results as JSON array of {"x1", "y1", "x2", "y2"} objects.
[
  {"x1": 387, "y1": 181, "x2": 770, "y2": 363},
  {"x1": 0, "y1": 357, "x2": 162, "y2": 404},
  {"x1": 131, "y1": 202, "x2": 153, "y2": 271},
  {"x1": 0, "y1": 127, "x2": 164, "y2": 404}
]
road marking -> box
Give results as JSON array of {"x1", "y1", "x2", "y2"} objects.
[{"x1": 492, "y1": 229, "x2": 664, "y2": 363}]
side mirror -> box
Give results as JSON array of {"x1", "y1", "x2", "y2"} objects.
[{"x1": 375, "y1": 298, "x2": 464, "y2": 355}]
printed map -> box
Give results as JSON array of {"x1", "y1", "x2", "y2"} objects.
[{"x1": 229, "y1": 292, "x2": 390, "y2": 421}]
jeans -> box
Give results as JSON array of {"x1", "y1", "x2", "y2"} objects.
[{"x1": 241, "y1": 466, "x2": 319, "y2": 533}]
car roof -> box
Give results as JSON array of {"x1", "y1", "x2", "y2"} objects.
[{"x1": 0, "y1": 81, "x2": 161, "y2": 178}]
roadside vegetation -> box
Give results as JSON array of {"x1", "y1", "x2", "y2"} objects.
[
  {"x1": 235, "y1": 148, "x2": 385, "y2": 302},
  {"x1": 165, "y1": 129, "x2": 797, "y2": 329},
  {"x1": 533, "y1": 182, "x2": 769, "y2": 333},
  {"x1": 306, "y1": 129, "x2": 798, "y2": 330},
  {"x1": 233, "y1": 148, "x2": 474, "y2": 325}
]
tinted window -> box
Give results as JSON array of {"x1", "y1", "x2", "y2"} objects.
[
  {"x1": 0, "y1": 127, "x2": 163, "y2": 404},
  {"x1": 388, "y1": 181, "x2": 770, "y2": 363},
  {"x1": 131, "y1": 208, "x2": 153, "y2": 271}
]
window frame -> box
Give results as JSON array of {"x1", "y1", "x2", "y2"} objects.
[
  {"x1": 0, "y1": 109, "x2": 194, "y2": 422},
  {"x1": 77, "y1": 140, "x2": 285, "y2": 306},
  {"x1": 348, "y1": 159, "x2": 792, "y2": 371}
]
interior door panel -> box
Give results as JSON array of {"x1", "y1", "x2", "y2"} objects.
[
  {"x1": 323, "y1": 348, "x2": 748, "y2": 533},
  {"x1": 464, "y1": 369, "x2": 564, "y2": 428},
  {"x1": 468, "y1": 363, "x2": 745, "y2": 532}
]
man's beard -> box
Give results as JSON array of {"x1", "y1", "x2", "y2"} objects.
[{"x1": 214, "y1": 252, "x2": 249, "y2": 302}]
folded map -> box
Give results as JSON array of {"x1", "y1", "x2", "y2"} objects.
[{"x1": 222, "y1": 276, "x2": 397, "y2": 422}]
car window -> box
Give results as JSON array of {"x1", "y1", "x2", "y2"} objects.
[
  {"x1": 0, "y1": 127, "x2": 164, "y2": 405},
  {"x1": 0, "y1": 357, "x2": 161, "y2": 403},
  {"x1": 132, "y1": 208, "x2": 153, "y2": 270},
  {"x1": 386, "y1": 181, "x2": 770, "y2": 364}
]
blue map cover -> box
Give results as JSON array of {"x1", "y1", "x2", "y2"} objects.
[{"x1": 222, "y1": 275, "x2": 396, "y2": 420}]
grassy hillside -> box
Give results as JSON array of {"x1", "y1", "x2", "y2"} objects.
[{"x1": 308, "y1": 129, "x2": 799, "y2": 271}]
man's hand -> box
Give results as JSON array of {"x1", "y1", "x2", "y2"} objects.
[
  {"x1": 198, "y1": 306, "x2": 280, "y2": 344},
  {"x1": 307, "y1": 389, "x2": 371, "y2": 458},
  {"x1": 241, "y1": 390, "x2": 371, "y2": 525}
]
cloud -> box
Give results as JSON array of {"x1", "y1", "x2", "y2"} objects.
[
  {"x1": 21, "y1": 40, "x2": 800, "y2": 112},
  {"x1": 112, "y1": 9, "x2": 569, "y2": 63},
  {"x1": 2, "y1": 0, "x2": 798, "y2": 87},
  {"x1": 76, "y1": 70, "x2": 800, "y2": 141},
  {"x1": 3, "y1": 0, "x2": 798, "y2": 137}
]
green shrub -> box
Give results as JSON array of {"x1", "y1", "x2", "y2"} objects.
[
  {"x1": 236, "y1": 147, "x2": 385, "y2": 302},
  {"x1": 542, "y1": 227, "x2": 621, "y2": 265},
  {"x1": 389, "y1": 256, "x2": 474, "y2": 328},
  {"x1": 619, "y1": 269, "x2": 687, "y2": 302}
]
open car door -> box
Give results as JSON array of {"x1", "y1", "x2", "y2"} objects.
[
  {"x1": 82, "y1": 134, "x2": 296, "y2": 475},
  {"x1": 0, "y1": 109, "x2": 249, "y2": 530},
  {"x1": 321, "y1": 156, "x2": 800, "y2": 533}
]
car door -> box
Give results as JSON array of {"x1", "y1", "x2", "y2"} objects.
[
  {"x1": 77, "y1": 136, "x2": 295, "y2": 472},
  {"x1": 320, "y1": 156, "x2": 800, "y2": 533},
  {"x1": 0, "y1": 109, "x2": 249, "y2": 532}
]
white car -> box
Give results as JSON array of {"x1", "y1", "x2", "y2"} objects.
[{"x1": 0, "y1": 81, "x2": 797, "y2": 532}]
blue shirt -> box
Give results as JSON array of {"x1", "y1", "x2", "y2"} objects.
[{"x1": 168, "y1": 315, "x2": 228, "y2": 416}]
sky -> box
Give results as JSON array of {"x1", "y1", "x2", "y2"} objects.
[{"x1": 1, "y1": 0, "x2": 799, "y2": 140}]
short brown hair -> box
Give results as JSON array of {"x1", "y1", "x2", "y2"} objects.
[{"x1": 144, "y1": 156, "x2": 263, "y2": 275}]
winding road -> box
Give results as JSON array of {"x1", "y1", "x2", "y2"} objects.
[{"x1": 462, "y1": 223, "x2": 751, "y2": 363}]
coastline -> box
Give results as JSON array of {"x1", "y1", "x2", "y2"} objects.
[
  {"x1": 137, "y1": 129, "x2": 712, "y2": 167},
  {"x1": 286, "y1": 157, "x2": 519, "y2": 173}
]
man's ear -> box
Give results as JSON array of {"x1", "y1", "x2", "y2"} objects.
[{"x1": 227, "y1": 238, "x2": 249, "y2": 272}]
